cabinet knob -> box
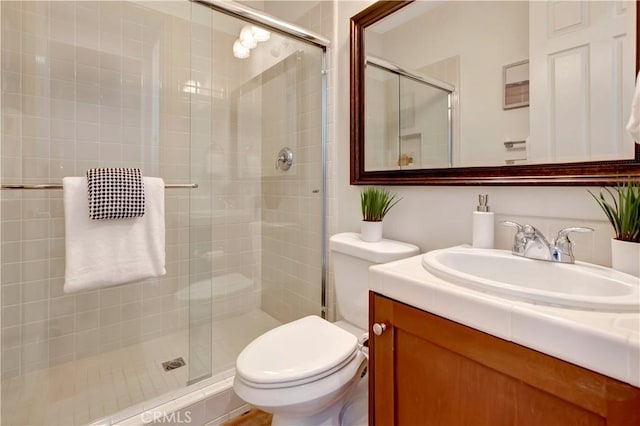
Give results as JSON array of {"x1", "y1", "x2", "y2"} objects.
[{"x1": 373, "y1": 323, "x2": 387, "y2": 336}]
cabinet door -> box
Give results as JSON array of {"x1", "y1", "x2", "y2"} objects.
[{"x1": 369, "y1": 292, "x2": 640, "y2": 426}]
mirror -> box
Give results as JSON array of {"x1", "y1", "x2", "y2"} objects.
[{"x1": 351, "y1": 1, "x2": 640, "y2": 185}]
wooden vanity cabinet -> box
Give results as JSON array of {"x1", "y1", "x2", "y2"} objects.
[{"x1": 369, "y1": 292, "x2": 640, "y2": 426}]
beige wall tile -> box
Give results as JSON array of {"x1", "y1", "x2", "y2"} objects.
[
  {"x1": 20, "y1": 340, "x2": 48, "y2": 366},
  {"x1": 50, "y1": 295, "x2": 75, "y2": 318},
  {"x1": 22, "y1": 300, "x2": 48, "y2": 323},
  {"x1": 2, "y1": 305, "x2": 20, "y2": 328},
  {"x1": 49, "y1": 334, "x2": 74, "y2": 359}
]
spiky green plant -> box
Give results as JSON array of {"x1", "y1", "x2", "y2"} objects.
[
  {"x1": 589, "y1": 181, "x2": 640, "y2": 242},
  {"x1": 360, "y1": 187, "x2": 400, "y2": 222}
]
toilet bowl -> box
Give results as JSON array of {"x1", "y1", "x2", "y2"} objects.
[{"x1": 233, "y1": 232, "x2": 420, "y2": 425}]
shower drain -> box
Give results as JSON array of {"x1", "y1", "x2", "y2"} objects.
[{"x1": 162, "y1": 357, "x2": 186, "y2": 371}]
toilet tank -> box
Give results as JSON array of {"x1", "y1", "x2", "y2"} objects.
[{"x1": 329, "y1": 232, "x2": 419, "y2": 330}]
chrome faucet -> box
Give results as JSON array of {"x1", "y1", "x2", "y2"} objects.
[{"x1": 501, "y1": 221, "x2": 593, "y2": 264}]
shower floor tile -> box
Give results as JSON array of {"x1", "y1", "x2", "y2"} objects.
[{"x1": 1, "y1": 309, "x2": 281, "y2": 426}]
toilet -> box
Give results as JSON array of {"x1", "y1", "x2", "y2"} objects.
[{"x1": 233, "y1": 232, "x2": 419, "y2": 425}]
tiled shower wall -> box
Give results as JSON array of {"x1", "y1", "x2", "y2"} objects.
[{"x1": 0, "y1": 1, "x2": 201, "y2": 379}]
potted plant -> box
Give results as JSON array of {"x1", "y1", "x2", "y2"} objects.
[
  {"x1": 589, "y1": 181, "x2": 640, "y2": 276},
  {"x1": 360, "y1": 187, "x2": 400, "y2": 242}
]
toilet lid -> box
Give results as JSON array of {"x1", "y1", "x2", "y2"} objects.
[{"x1": 236, "y1": 315, "x2": 358, "y2": 385}]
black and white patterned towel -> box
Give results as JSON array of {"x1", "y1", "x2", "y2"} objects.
[{"x1": 86, "y1": 168, "x2": 145, "y2": 220}]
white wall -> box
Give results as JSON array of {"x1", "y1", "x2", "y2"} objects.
[{"x1": 333, "y1": 2, "x2": 614, "y2": 279}]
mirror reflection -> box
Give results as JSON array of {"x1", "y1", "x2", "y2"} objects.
[
  {"x1": 366, "y1": 57, "x2": 453, "y2": 170},
  {"x1": 364, "y1": 1, "x2": 637, "y2": 171}
]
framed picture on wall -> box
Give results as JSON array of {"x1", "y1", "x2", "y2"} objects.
[{"x1": 503, "y1": 60, "x2": 529, "y2": 110}]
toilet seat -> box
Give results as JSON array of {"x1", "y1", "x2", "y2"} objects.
[
  {"x1": 236, "y1": 316, "x2": 358, "y2": 388},
  {"x1": 237, "y1": 351, "x2": 359, "y2": 389}
]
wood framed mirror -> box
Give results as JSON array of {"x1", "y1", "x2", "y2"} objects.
[{"x1": 350, "y1": 0, "x2": 640, "y2": 185}]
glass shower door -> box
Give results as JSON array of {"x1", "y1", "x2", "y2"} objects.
[{"x1": 187, "y1": 1, "x2": 326, "y2": 379}]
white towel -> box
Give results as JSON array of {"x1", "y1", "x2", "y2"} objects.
[
  {"x1": 626, "y1": 71, "x2": 640, "y2": 143},
  {"x1": 63, "y1": 176, "x2": 166, "y2": 293}
]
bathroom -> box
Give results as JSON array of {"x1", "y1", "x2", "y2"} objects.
[{"x1": 1, "y1": 0, "x2": 639, "y2": 425}]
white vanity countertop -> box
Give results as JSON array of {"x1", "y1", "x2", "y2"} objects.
[{"x1": 369, "y1": 254, "x2": 640, "y2": 387}]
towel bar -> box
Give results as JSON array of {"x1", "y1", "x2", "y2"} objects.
[{"x1": 1, "y1": 183, "x2": 198, "y2": 190}]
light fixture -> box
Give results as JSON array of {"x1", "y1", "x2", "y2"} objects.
[
  {"x1": 251, "y1": 25, "x2": 270, "y2": 42},
  {"x1": 233, "y1": 40, "x2": 250, "y2": 59},
  {"x1": 239, "y1": 25, "x2": 257, "y2": 49},
  {"x1": 234, "y1": 24, "x2": 271, "y2": 58}
]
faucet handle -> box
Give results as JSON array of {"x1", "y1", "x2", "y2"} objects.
[
  {"x1": 500, "y1": 221, "x2": 523, "y2": 231},
  {"x1": 501, "y1": 221, "x2": 526, "y2": 255},
  {"x1": 556, "y1": 227, "x2": 594, "y2": 241},
  {"x1": 553, "y1": 227, "x2": 594, "y2": 263}
]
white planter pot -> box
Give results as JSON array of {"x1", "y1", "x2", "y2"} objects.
[
  {"x1": 361, "y1": 220, "x2": 383, "y2": 242},
  {"x1": 611, "y1": 238, "x2": 640, "y2": 277}
]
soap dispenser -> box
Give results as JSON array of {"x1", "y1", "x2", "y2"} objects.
[{"x1": 472, "y1": 194, "x2": 494, "y2": 249}]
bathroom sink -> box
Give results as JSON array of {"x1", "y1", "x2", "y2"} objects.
[{"x1": 421, "y1": 247, "x2": 640, "y2": 312}]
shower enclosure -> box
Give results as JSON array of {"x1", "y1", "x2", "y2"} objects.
[{"x1": 0, "y1": 1, "x2": 327, "y2": 424}]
